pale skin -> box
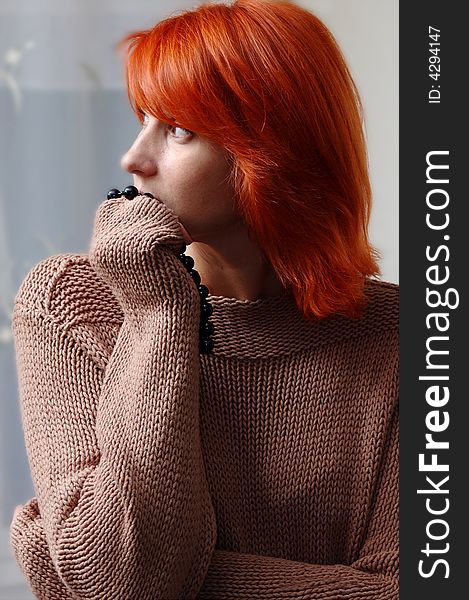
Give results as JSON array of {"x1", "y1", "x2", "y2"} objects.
[{"x1": 120, "y1": 114, "x2": 286, "y2": 301}]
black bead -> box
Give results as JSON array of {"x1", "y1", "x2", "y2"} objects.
[
  {"x1": 179, "y1": 255, "x2": 195, "y2": 270},
  {"x1": 198, "y1": 284, "x2": 209, "y2": 299},
  {"x1": 143, "y1": 192, "x2": 155, "y2": 199},
  {"x1": 122, "y1": 185, "x2": 139, "y2": 200},
  {"x1": 190, "y1": 270, "x2": 201, "y2": 286},
  {"x1": 200, "y1": 320, "x2": 215, "y2": 336},
  {"x1": 173, "y1": 251, "x2": 215, "y2": 355},
  {"x1": 107, "y1": 188, "x2": 122, "y2": 200},
  {"x1": 201, "y1": 301, "x2": 213, "y2": 318},
  {"x1": 199, "y1": 338, "x2": 215, "y2": 354}
]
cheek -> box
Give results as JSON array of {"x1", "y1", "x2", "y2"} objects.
[
  {"x1": 172, "y1": 155, "x2": 235, "y2": 216},
  {"x1": 183, "y1": 179, "x2": 236, "y2": 226},
  {"x1": 191, "y1": 156, "x2": 230, "y2": 193},
  {"x1": 160, "y1": 142, "x2": 240, "y2": 237},
  {"x1": 197, "y1": 163, "x2": 236, "y2": 220},
  {"x1": 181, "y1": 177, "x2": 239, "y2": 238}
]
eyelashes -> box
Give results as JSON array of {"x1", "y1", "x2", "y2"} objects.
[
  {"x1": 167, "y1": 124, "x2": 194, "y2": 138},
  {"x1": 137, "y1": 110, "x2": 194, "y2": 139}
]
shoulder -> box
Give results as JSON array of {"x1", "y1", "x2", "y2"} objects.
[
  {"x1": 311, "y1": 277, "x2": 398, "y2": 352},
  {"x1": 13, "y1": 252, "x2": 122, "y2": 321},
  {"x1": 325, "y1": 278, "x2": 399, "y2": 387},
  {"x1": 12, "y1": 253, "x2": 123, "y2": 368},
  {"x1": 362, "y1": 277, "x2": 399, "y2": 331}
]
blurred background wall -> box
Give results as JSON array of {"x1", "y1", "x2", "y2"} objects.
[{"x1": 0, "y1": 1, "x2": 398, "y2": 597}]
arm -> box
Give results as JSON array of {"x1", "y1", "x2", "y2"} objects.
[
  {"x1": 196, "y1": 398, "x2": 399, "y2": 600},
  {"x1": 10, "y1": 196, "x2": 217, "y2": 599},
  {"x1": 10, "y1": 498, "x2": 75, "y2": 600}
]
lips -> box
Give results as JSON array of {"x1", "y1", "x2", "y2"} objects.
[
  {"x1": 140, "y1": 190, "x2": 165, "y2": 204},
  {"x1": 139, "y1": 189, "x2": 155, "y2": 199}
]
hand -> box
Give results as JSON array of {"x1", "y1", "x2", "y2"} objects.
[{"x1": 88, "y1": 194, "x2": 200, "y2": 308}]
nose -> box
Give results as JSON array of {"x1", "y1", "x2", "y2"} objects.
[{"x1": 120, "y1": 134, "x2": 157, "y2": 177}]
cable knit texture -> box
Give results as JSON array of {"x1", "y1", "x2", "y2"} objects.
[{"x1": 10, "y1": 195, "x2": 399, "y2": 599}]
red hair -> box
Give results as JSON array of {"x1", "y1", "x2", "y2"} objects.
[{"x1": 116, "y1": 0, "x2": 381, "y2": 319}]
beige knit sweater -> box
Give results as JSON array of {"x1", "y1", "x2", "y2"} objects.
[{"x1": 10, "y1": 195, "x2": 399, "y2": 599}]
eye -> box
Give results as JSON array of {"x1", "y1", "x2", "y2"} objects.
[
  {"x1": 137, "y1": 109, "x2": 149, "y2": 127},
  {"x1": 168, "y1": 124, "x2": 194, "y2": 139}
]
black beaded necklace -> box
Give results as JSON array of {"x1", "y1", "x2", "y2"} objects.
[{"x1": 107, "y1": 185, "x2": 215, "y2": 355}]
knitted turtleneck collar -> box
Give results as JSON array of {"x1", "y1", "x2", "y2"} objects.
[
  {"x1": 205, "y1": 279, "x2": 398, "y2": 360},
  {"x1": 206, "y1": 291, "x2": 300, "y2": 359}
]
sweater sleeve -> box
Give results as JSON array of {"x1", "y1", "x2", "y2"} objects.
[
  {"x1": 196, "y1": 397, "x2": 399, "y2": 600},
  {"x1": 9, "y1": 197, "x2": 217, "y2": 599}
]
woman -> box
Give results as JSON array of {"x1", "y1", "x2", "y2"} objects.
[{"x1": 10, "y1": 1, "x2": 399, "y2": 598}]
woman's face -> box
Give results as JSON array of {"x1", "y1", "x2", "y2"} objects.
[{"x1": 120, "y1": 114, "x2": 241, "y2": 243}]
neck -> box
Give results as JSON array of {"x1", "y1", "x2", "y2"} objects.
[{"x1": 184, "y1": 226, "x2": 286, "y2": 301}]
